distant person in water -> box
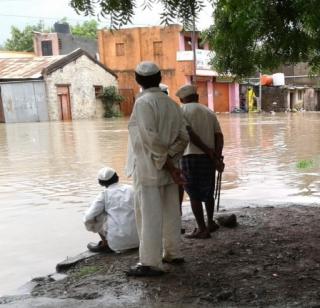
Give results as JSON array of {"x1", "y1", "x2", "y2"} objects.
[{"x1": 83, "y1": 167, "x2": 139, "y2": 253}]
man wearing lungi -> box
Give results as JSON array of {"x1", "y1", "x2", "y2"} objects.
[
  {"x1": 176, "y1": 84, "x2": 224, "y2": 239},
  {"x1": 126, "y1": 61, "x2": 189, "y2": 276}
]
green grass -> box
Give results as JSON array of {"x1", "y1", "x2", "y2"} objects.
[
  {"x1": 74, "y1": 265, "x2": 100, "y2": 278},
  {"x1": 296, "y1": 159, "x2": 315, "y2": 169}
]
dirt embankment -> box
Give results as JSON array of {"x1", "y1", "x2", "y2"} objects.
[{"x1": 1, "y1": 205, "x2": 320, "y2": 307}]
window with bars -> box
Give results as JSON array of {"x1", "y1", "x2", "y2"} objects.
[
  {"x1": 41, "y1": 40, "x2": 53, "y2": 56},
  {"x1": 153, "y1": 41, "x2": 163, "y2": 56},
  {"x1": 94, "y1": 85, "x2": 103, "y2": 98}
]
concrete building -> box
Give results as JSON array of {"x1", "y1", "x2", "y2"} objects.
[
  {"x1": 241, "y1": 63, "x2": 320, "y2": 112},
  {"x1": 98, "y1": 24, "x2": 239, "y2": 114},
  {"x1": 281, "y1": 63, "x2": 320, "y2": 111},
  {"x1": 0, "y1": 49, "x2": 117, "y2": 123},
  {"x1": 33, "y1": 22, "x2": 98, "y2": 59}
]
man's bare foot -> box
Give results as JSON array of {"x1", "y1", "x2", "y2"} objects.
[
  {"x1": 185, "y1": 228, "x2": 211, "y2": 239},
  {"x1": 208, "y1": 221, "x2": 220, "y2": 232}
]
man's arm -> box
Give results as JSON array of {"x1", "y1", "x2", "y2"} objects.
[
  {"x1": 135, "y1": 101, "x2": 168, "y2": 170},
  {"x1": 187, "y1": 126, "x2": 224, "y2": 172},
  {"x1": 83, "y1": 192, "x2": 105, "y2": 222},
  {"x1": 214, "y1": 132, "x2": 224, "y2": 159},
  {"x1": 214, "y1": 132, "x2": 224, "y2": 173},
  {"x1": 167, "y1": 116, "x2": 189, "y2": 162},
  {"x1": 187, "y1": 125, "x2": 213, "y2": 159},
  {"x1": 163, "y1": 158, "x2": 186, "y2": 185},
  {"x1": 135, "y1": 101, "x2": 188, "y2": 184}
]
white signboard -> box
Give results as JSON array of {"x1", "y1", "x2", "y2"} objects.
[
  {"x1": 176, "y1": 50, "x2": 194, "y2": 61},
  {"x1": 176, "y1": 49, "x2": 215, "y2": 70}
]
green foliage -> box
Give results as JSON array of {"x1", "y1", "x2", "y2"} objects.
[
  {"x1": 4, "y1": 19, "x2": 97, "y2": 52},
  {"x1": 71, "y1": 20, "x2": 98, "y2": 39},
  {"x1": 4, "y1": 21, "x2": 51, "y2": 52},
  {"x1": 296, "y1": 159, "x2": 315, "y2": 169},
  {"x1": 100, "y1": 86, "x2": 124, "y2": 118},
  {"x1": 56, "y1": 18, "x2": 98, "y2": 39},
  {"x1": 74, "y1": 265, "x2": 100, "y2": 278},
  {"x1": 203, "y1": 0, "x2": 320, "y2": 77},
  {"x1": 70, "y1": 0, "x2": 207, "y2": 28}
]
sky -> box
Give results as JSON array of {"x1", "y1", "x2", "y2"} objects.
[{"x1": 0, "y1": 0, "x2": 213, "y2": 46}]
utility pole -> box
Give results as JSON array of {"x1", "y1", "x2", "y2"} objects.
[{"x1": 191, "y1": 16, "x2": 197, "y2": 85}]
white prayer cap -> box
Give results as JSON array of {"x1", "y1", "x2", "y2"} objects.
[
  {"x1": 175, "y1": 84, "x2": 197, "y2": 99},
  {"x1": 98, "y1": 167, "x2": 116, "y2": 181},
  {"x1": 159, "y1": 83, "x2": 168, "y2": 91},
  {"x1": 159, "y1": 83, "x2": 169, "y2": 94},
  {"x1": 135, "y1": 61, "x2": 160, "y2": 76}
]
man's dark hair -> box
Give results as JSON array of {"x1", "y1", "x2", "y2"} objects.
[
  {"x1": 99, "y1": 172, "x2": 119, "y2": 187},
  {"x1": 135, "y1": 71, "x2": 161, "y2": 89}
]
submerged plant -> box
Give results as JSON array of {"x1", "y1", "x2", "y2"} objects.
[{"x1": 296, "y1": 159, "x2": 315, "y2": 169}]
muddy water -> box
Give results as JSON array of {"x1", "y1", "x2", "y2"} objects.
[{"x1": 0, "y1": 113, "x2": 319, "y2": 295}]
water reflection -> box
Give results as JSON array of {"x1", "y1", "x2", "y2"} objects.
[
  {"x1": 0, "y1": 113, "x2": 319, "y2": 295},
  {"x1": 221, "y1": 112, "x2": 320, "y2": 203}
]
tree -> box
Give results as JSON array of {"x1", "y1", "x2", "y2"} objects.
[
  {"x1": 100, "y1": 86, "x2": 124, "y2": 117},
  {"x1": 4, "y1": 21, "x2": 51, "y2": 52},
  {"x1": 56, "y1": 18, "x2": 98, "y2": 39},
  {"x1": 71, "y1": 20, "x2": 98, "y2": 39},
  {"x1": 70, "y1": 0, "x2": 207, "y2": 28},
  {"x1": 4, "y1": 19, "x2": 98, "y2": 52},
  {"x1": 203, "y1": 0, "x2": 320, "y2": 77}
]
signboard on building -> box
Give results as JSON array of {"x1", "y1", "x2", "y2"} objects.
[
  {"x1": 176, "y1": 49, "x2": 214, "y2": 70},
  {"x1": 216, "y1": 76, "x2": 234, "y2": 83}
]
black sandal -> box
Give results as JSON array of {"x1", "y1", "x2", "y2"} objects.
[
  {"x1": 125, "y1": 264, "x2": 165, "y2": 277},
  {"x1": 87, "y1": 241, "x2": 113, "y2": 253}
]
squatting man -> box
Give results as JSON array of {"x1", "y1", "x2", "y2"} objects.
[{"x1": 83, "y1": 167, "x2": 139, "y2": 253}]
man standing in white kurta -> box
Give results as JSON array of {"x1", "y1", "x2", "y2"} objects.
[{"x1": 126, "y1": 61, "x2": 189, "y2": 277}]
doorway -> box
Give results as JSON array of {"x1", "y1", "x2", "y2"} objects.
[
  {"x1": 289, "y1": 92, "x2": 294, "y2": 110},
  {"x1": 213, "y1": 83, "x2": 229, "y2": 112},
  {"x1": 119, "y1": 89, "x2": 134, "y2": 116},
  {"x1": 196, "y1": 81, "x2": 208, "y2": 106},
  {"x1": 57, "y1": 86, "x2": 72, "y2": 121}
]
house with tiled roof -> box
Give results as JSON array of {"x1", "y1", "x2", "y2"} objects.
[{"x1": 0, "y1": 49, "x2": 117, "y2": 123}]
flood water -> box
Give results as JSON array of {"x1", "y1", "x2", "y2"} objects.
[{"x1": 0, "y1": 113, "x2": 320, "y2": 295}]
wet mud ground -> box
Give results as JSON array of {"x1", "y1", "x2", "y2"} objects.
[{"x1": 2, "y1": 205, "x2": 320, "y2": 307}]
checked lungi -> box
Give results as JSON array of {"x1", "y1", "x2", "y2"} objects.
[{"x1": 181, "y1": 154, "x2": 215, "y2": 202}]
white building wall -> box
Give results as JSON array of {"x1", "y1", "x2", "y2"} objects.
[
  {"x1": 45, "y1": 55, "x2": 117, "y2": 120},
  {"x1": 304, "y1": 88, "x2": 317, "y2": 111}
]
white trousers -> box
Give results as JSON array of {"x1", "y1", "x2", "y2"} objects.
[
  {"x1": 134, "y1": 182, "x2": 182, "y2": 268},
  {"x1": 84, "y1": 213, "x2": 107, "y2": 237}
]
